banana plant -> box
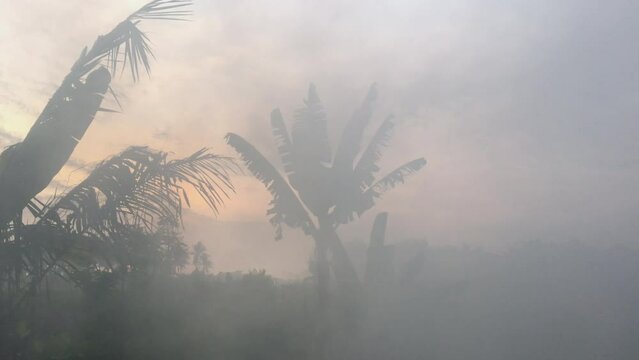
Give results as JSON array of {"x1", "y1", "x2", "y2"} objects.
[{"x1": 226, "y1": 84, "x2": 426, "y2": 305}]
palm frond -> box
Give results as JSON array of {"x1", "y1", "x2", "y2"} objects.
[
  {"x1": 129, "y1": 0, "x2": 194, "y2": 21},
  {"x1": 333, "y1": 83, "x2": 378, "y2": 170},
  {"x1": 163, "y1": 149, "x2": 237, "y2": 214},
  {"x1": 365, "y1": 158, "x2": 426, "y2": 197},
  {"x1": 120, "y1": 24, "x2": 154, "y2": 82},
  {"x1": 225, "y1": 133, "x2": 315, "y2": 240},
  {"x1": 270, "y1": 109, "x2": 295, "y2": 176},
  {"x1": 291, "y1": 84, "x2": 332, "y2": 165},
  {"x1": 44, "y1": 146, "x2": 235, "y2": 235},
  {"x1": 75, "y1": 0, "x2": 192, "y2": 82},
  {"x1": 330, "y1": 158, "x2": 426, "y2": 222},
  {"x1": 354, "y1": 115, "x2": 394, "y2": 189},
  {"x1": 287, "y1": 85, "x2": 336, "y2": 214}
]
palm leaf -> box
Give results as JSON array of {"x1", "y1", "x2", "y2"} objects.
[
  {"x1": 291, "y1": 84, "x2": 332, "y2": 165},
  {"x1": 270, "y1": 109, "x2": 295, "y2": 176},
  {"x1": 44, "y1": 146, "x2": 235, "y2": 235},
  {"x1": 287, "y1": 85, "x2": 336, "y2": 214},
  {"x1": 129, "y1": 0, "x2": 194, "y2": 21},
  {"x1": 330, "y1": 157, "x2": 425, "y2": 221},
  {"x1": 333, "y1": 83, "x2": 378, "y2": 170},
  {"x1": 354, "y1": 115, "x2": 394, "y2": 189},
  {"x1": 163, "y1": 148, "x2": 237, "y2": 214},
  {"x1": 92, "y1": 0, "x2": 193, "y2": 82},
  {"x1": 225, "y1": 133, "x2": 315, "y2": 239},
  {"x1": 333, "y1": 84, "x2": 377, "y2": 171},
  {"x1": 325, "y1": 85, "x2": 379, "y2": 223},
  {"x1": 365, "y1": 158, "x2": 426, "y2": 197}
]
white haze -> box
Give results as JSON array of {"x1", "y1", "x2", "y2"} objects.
[{"x1": 1, "y1": 0, "x2": 639, "y2": 277}]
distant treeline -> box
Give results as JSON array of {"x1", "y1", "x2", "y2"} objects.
[{"x1": 2, "y1": 240, "x2": 638, "y2": 359}]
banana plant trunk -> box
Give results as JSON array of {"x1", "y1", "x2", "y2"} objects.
[
  {"x1": 313, "y1": 220, "x2": 331, "y2": 311},
  {"x1": 311, "y1": 216, "x2": 361, "y2": 360},
  {"x1": 317, "y1": 215, "x2": 360, "y2": 290}
]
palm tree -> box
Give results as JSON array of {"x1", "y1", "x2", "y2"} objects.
[
  {"x1": 1, "y1": 146, "x2": 235, "y2": 309},
  {"x1": 0, "y1": 0, "x2": 193, "y2": 226},
  {"x1": 226, "y1": 84, "x2": 426, "y2": 305}
]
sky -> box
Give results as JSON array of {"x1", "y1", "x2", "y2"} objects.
[{"x1": 1, "y1": 0, "x2": 639, "y2": 278}]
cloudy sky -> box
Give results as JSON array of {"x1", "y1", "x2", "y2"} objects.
[{"x1": 1, "y1": 0, "x2": 638, "y2": 277}]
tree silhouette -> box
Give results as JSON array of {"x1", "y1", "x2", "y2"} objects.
[
  {"x1": 156, "y1": 217, "x2": 190, "y2": 275},
  {"x1": 0, "y1": 0, "x2": 193, "y2": 227},
  {"x1": 0, "y1": 0, "x2": 201, "y2": 309},
  {"x1": 192, "y1": 241, "x2": 213, "y2": 274},
  {"x1": 226, "y1": 84, "x2": 426, "y2": 305},
  {"x1": 1, "y1": 146, "x2": 234, "y2": 310}
]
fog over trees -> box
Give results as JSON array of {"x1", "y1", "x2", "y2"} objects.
[{"x1": 1, "y1": 0, "x2": 639, "y2": 359}]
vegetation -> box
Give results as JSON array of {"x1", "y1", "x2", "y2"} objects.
[
  {"x1": 226, "y1": 85, "x2": 426, "y2": 306},
  {"x1": 0, "y1": 146, "x2": 235, "y2": 356},
  {"x1": 2, "y1": 1, "x2": 635, "y2": 359},
  {"x1": 0, "y1": 0, "x2": 203, "y2": 303},
  {"x1": 2, "y1": 241, "x2": 638, "y2": 359},
  {"x1": 0, "y1": 2, "x2": 238, "y2": 357},
  {"x1": 0, "y1": 0, "x2": 193, "y2": 227}
]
